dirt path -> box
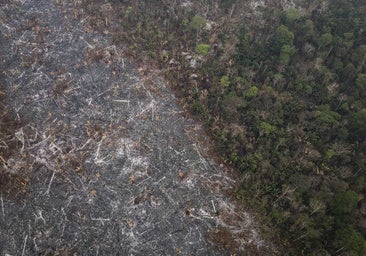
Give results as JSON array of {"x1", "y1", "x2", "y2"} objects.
[{"x1": 0, "y1": 1, "x2": 269, "y2": 255}]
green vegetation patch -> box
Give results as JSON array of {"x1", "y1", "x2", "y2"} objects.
[{"x1": 195, "y1": 43, "x2": 210, "y2": 55}]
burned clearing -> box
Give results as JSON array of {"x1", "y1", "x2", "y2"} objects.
[{"x1": 0, "y1": 0, "x2": 270, "y2": 255}]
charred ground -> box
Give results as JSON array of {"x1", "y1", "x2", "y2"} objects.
[{"x1": 0, "y1": 0, "x2": 273, "y2": 255}]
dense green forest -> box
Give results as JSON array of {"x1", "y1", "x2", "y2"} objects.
[{"x1": 83, "y1": 0, "x2": 366, "y2": 254}]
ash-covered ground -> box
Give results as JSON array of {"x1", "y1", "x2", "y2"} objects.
[{"x1": 0, "y1": 0, "x2": 269, "y2": 255}]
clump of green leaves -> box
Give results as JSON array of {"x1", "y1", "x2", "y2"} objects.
[
  {"x1": 189, "y1": 15, "x2": 206, "y2": 31},
  {"x1": 196, "y1": 43, "x2": 210, "y2": 55},
  {"x1": 258, "y1": 121, "x2": 276, "y2": 135},
  {"x1": 245, "y1": 86, "x2": 258, "y2": 97},
  {"x1": 219, "y1": 75, "x2": 230, "y2": 87}
]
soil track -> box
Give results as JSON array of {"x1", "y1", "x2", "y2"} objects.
[{"x1": 0, "y1": 1, "x2": 269, "y2": 255}]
